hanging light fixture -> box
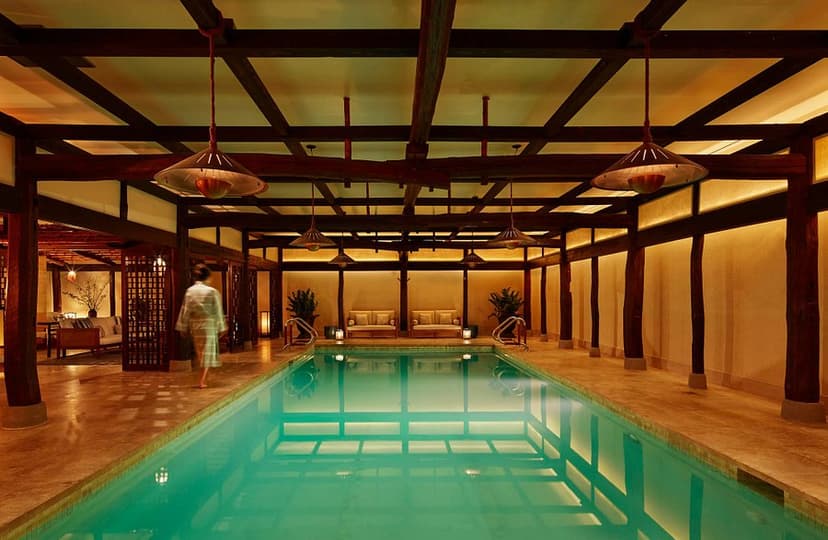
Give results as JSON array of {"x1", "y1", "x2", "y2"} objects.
[
  {"x1": 461, "y1": 230, "x2": 486, "y2": 268},
  {"x1": 66, "y1": 256, "x2": 78, "y2": 283},
  {"x1": 291, "y1": 154, "x2": 336, "y2": 251},
  {"x1": 154, "y1": 17, "x2": 266, "y2": 199},
  {"x1": 592, "y1": 32, "x2": 708, "y2": 194},
  {"x1": 329, "y1": 235, "x2": 355, "y2": 268},
  {"x1": 488, "y1": 145, "x2": 535, "y2": 249}
]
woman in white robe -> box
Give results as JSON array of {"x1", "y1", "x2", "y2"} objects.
[{"x1": 176, "y1": 264, "x2": 227, "y2": 388}]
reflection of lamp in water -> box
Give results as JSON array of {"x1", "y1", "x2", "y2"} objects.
[
  {"x1": 464, "y1": 468, "x2": 480, "y2": 478},
  {"x1": 462, "y1": 353, "x2": 472, "y2": 360},
  {"x1": 334, "y1": 354, "x2": 345, "y2": 362},
  {"x1": 154, "y1": 466, "x2": 169, "y2": 485}
]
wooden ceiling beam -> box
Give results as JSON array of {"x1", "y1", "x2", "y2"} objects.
[
  {"x1": 521, "y1": 0, "x2": 687, "y2": 156},
  {"x1": 248, "y1": 237, "x2": 561, "y2": 250},
  {"x1": 182, "y1": 195, "x2": 630, "y2": 206},
  {"x1": 24, "y1": 123, "x2": 801, "y2": 143},
  {"x1": 72, "y1": 250, "x2": 118, "y2": 267},
  {"x1": 3, "y1": 28, "x2": 827, "y2": 58},
  {"x1": 20, "y1": 153, "x2": 804, "y2": 182},
  {"x1": 184, "y1": 211, "x2": 630, "y2": 231}
]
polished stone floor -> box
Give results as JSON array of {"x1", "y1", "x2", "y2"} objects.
[{"x1": 1, "y1": 337, "x2": 827, "y2": 538}]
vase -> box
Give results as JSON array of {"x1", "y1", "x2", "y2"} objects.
[{"x1": 88, "y1": 309, "x2": 98, "y2": 318}]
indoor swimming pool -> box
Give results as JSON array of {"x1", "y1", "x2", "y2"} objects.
[{"x1": 27, "y1": 348, "x2": 826, "y2": 539}]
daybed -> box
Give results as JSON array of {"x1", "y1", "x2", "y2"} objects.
[
  {"x1": 410, "y1": 309, "x2": 462, "y2": 338},
  {"x1": 57, "y1": 315, "x2": 123, "y2": 357},
  {"x1": 346, "y1": 310, "x2": 399, "y2": 338}
]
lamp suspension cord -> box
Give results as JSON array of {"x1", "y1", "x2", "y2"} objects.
[
  {"x1": 199, "y1": 19, "x2": 224, "y2": 152},
  {"x1": 643, "y1": 35, "x2": 652, "y2": 143}
]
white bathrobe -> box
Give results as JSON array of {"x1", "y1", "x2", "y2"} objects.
[{"x1": 175, "y1": 281, "x2": 227, "y2": 368}]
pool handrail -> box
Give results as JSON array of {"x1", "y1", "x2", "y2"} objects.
[
  {"x1": 492, "y1": 315, "x2": 528, "y2": 350},
  {"x1": 282, "y1": 317, "x2": 318, "y2": 349}
]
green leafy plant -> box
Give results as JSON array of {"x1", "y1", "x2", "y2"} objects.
[
  {"x1": 287, "y1": 288, "x2": 319, "y2": 328},
  {"x1": 63, "y1": 277, "x2": 108, "y2": 313},
  {"x1": 488, "y1": 286, "x2": 523, "y2": 322}
]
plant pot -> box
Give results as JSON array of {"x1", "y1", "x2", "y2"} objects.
[{"x1": 88, "y1": 309, "x2": 98, "y2": 318}]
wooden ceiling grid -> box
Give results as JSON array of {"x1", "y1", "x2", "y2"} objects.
[{"x1": 0, "y1": 0, "x2": 825, "y2": 249}]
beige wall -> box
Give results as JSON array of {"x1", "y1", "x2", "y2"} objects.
[
  {"x1": 344, "y1": 270, "x2": 400, "y2": 321},
  {"x1": 467, "y1": 270, "x2": 523, "y2": 334},
  {"x1": 283, "y1": 271, "x2": 339, "y2": 330},
  {"x1": 570, "y1": 259, "x2": 591, "y2": 345},
  {"x1": 409, "y1": 270, "x2": 462, "y2": 315},
  {"x1": 597, "y1": 252, "x2": 625, "y2": 357},
  {"x1": 59, "y1": 271, "x2": 120, "y2": 318},
  {"x1": 38, "y1": 181, "x2": 121, "y2": 218}
]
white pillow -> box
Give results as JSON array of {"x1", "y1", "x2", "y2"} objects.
[
  {"x1": 375, "y1": 313, "x2": 390, "y2": 325},
  {"x1": 412, "y1": 319, "x2": 419, "y2": 326},
  {"x1": 348, "y1": 319, "x2": 355, "y2": 326},
  {"x1": 355, "y1": 313, "x2": 369, "y2": 326},
  {"x1": 453, "y1": 318, "x2": 460, "y2": 326},
  {"x1": 420, "y1": 312, "x2": 433, "y2": 325},
  {"x1": 437, "y1": 312, "x2": 452, "y2": 325},
  {"x1": 389, "y1": 318, "x2": 396, "y2": 326}
]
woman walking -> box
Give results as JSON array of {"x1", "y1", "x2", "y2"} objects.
[{"x1": 175, "y1": 264, "x2": 227, "y2": 388}]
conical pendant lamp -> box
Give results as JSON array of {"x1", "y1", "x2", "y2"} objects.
[
  {"x1": 329, "y1": 236, "x2": 355, "y2": 267},
  {"x1": 154, "y1": 18, "x2": 266, "y2": 199},
  {"x1": 592, "y1": 34, "x2": 707, "y2": 194},
  {"x1": 291, "y1": 171, "x2": 335, "y2": 251},
  {"x1": 488, "y1": 146, "x2": 535, "y2": 249},
  {"x1": 461, "y1": 230, "x2": 486, "y2": 267}
]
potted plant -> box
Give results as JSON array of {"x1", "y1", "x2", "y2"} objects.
[
  {"x1": 488, "y1": 286, "x2": 523, "y2": 336},
  {"x1": 63, "y1": 277, "x2": 108, "y2": 318},
  {"x1": 287, "y1": 288, "x2": 319, "y2": 337}
]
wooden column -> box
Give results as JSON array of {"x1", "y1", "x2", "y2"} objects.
[
  {"x1": 559, "y1": 231, "x2": 573, "y2": 349},
  {"x1": 689, "y1": 184, "x2": 707, "y2": 388},
  {"x1": 399, "y1": 250, "x2": 409, "y2": 333},
  {"x1": 522, "y1": 247, "x2": 532, "y2": 331},
  {"x1": 119, "y1": 180, "x2": 128, "y2": 220},
  {"x1": 589, "y1": 229, "x2": 600, "y2": 357},
  {"x1": 2, "y1": 138, "x2": 47, "y2": 428},
  {"x1": 273, "y1": 248, "x2": 283, "y2": 337},
  {"x1": 108, "y1": 270, "x2": 116, "y2": 316},
  {"x1": 462, "y1": 252, "x2": 469, "y2": 326},
  {"x1": 782, "y1": 136, "x2": 824, "y2": 422},
  {"x1": 51, "y1": 268, "x2": 62, "y2": 312},
  {"x1": 624, "y1": 205, "x2": 645, "y2": 369},
  {"x1": 239, "y1": 232, "x2": 253, "y2": 350},
  {"x1": 539, "y1": 258, "x2": 548, "y2": 342},
  {"x1": 337, "y1": 268, "x2": 345, "y2": 329},
  {"x1": 169, "y1": 203, "x2": 192, "y2": 370}
]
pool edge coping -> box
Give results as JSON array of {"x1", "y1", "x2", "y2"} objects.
[{"x1": 0, "y1": 351, "x2": 310, "y2": 540}]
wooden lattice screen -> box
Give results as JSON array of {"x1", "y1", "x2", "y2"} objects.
[
  {"x1": 0, "y1": 253, "x2": 5, "y2": 310},
  {"x1": 227, "y1": 263, "x2": 243, "y2": 349},
  {"x1": 123, "y1": 250, "x2": 171, "y2": 371},
  {"x1": 248, "y1": 268, "x2": 258, "y2": 344},
  {"x1": 269, "y1": 270, "x2": 280, "y2": 338}
]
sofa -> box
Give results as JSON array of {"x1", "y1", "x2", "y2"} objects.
[
  {"x1": 410, "y1": 309, "x2": 462, "y2": 337},
  {"x1": 346, "y1": 310, "x2": 399, "y2": 338},
  {"x1": 57, "y1": 316, "x2": 123, "y2": 357}
]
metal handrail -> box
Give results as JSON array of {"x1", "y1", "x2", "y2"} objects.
[
  {"x1": 282, "y1": 317, "x2": 318, "y2": 350},
  {"x1": 492, "y1": 315, "x2": 528, "y2": 350}
]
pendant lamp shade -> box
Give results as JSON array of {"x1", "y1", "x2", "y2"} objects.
[
  {"x1": 290, "y1": 225, "x2": 336, "y2": 252},
  {"x1": 155, "y1": 148, "x2": 266, "y2": 199},
  {"x1": 291, "y1": 170, "x2": 336, "y2": 251},
  {"x1": 329, "y1": 251, "x2": 355, "y2": 268},
  {"x1": 153, "y1": 17, "x2": 266, "y2": 199},
  {"x1": 591, "y1": 34, "x2": 707, "y2": 194},
  {"x1": 592, "y1": 141, "x2": 708, "y2": 194},
  {"x1": 461, "y1": 250, "x2": 486, "y2": 268},
  {"x1": 487, "y1": 225, "x2": 535, "y2": 250}
]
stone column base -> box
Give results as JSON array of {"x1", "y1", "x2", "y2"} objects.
[
  {"x1": 2, "y1": 401, "x2": 47, "y2": 430},
  {"x1": 624, "y1": 357, "x2": 647, "y2": 370},
  {"x1": 539, "y1": 334, "x2": 548, "y2": 342},
  {"x1": 169, "y1": 359, "x2": 192, "y2": 372},
  {"x1": 243, "y1": 340, "x2": 254, "y2": 352},
  {"x1": 781, "y1": 399, "x2": 826, "y2": 423},
  {"x1": 559, "y1": 339, "x2": 573, "y2": 349},
  {"x1": 688, "y1": 372, "x2": 707, "y2": 389},
  {"x1": 589, "y1": 347, "x2": 601, "y2": 358}
]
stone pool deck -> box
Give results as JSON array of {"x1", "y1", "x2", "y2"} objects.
[{"x1": 1, "y1": 337, "x2": 827, "y2": 537}]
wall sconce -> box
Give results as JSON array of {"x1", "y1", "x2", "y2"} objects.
[
  {"x1": 335, "y1": 328, "x2": 345, "y2": 342},
  {"x1": 462, "y1": 328, "x2": 472, "y2": 340},
  {"x1": 259, "y1": 311, "x2": 271, "y2": 337}
]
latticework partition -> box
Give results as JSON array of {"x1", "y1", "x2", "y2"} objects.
[
  {"x1": 227, "y1": 263, "x2": 243, "y2": 349},
  {"x1": 269, "y1": 270, "x2": 280, "y2": 337},
  {"x1": 0, "y1": 253, "x2": 5, "y2": 310},
  {"x1": 123, "y1": 250, "x2": 171, "y2": 371},
  {"x1": 248, "y1": 268, "x2": 258, "y2": 344}
]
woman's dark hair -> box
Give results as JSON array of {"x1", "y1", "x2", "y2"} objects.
[{"x1": 193, "y1": 263, "x2": 211, "y2": 282}]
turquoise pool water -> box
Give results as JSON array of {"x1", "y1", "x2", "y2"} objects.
[{"x1": 28, "y1": 349, "x2": 825, "y2": 539}]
